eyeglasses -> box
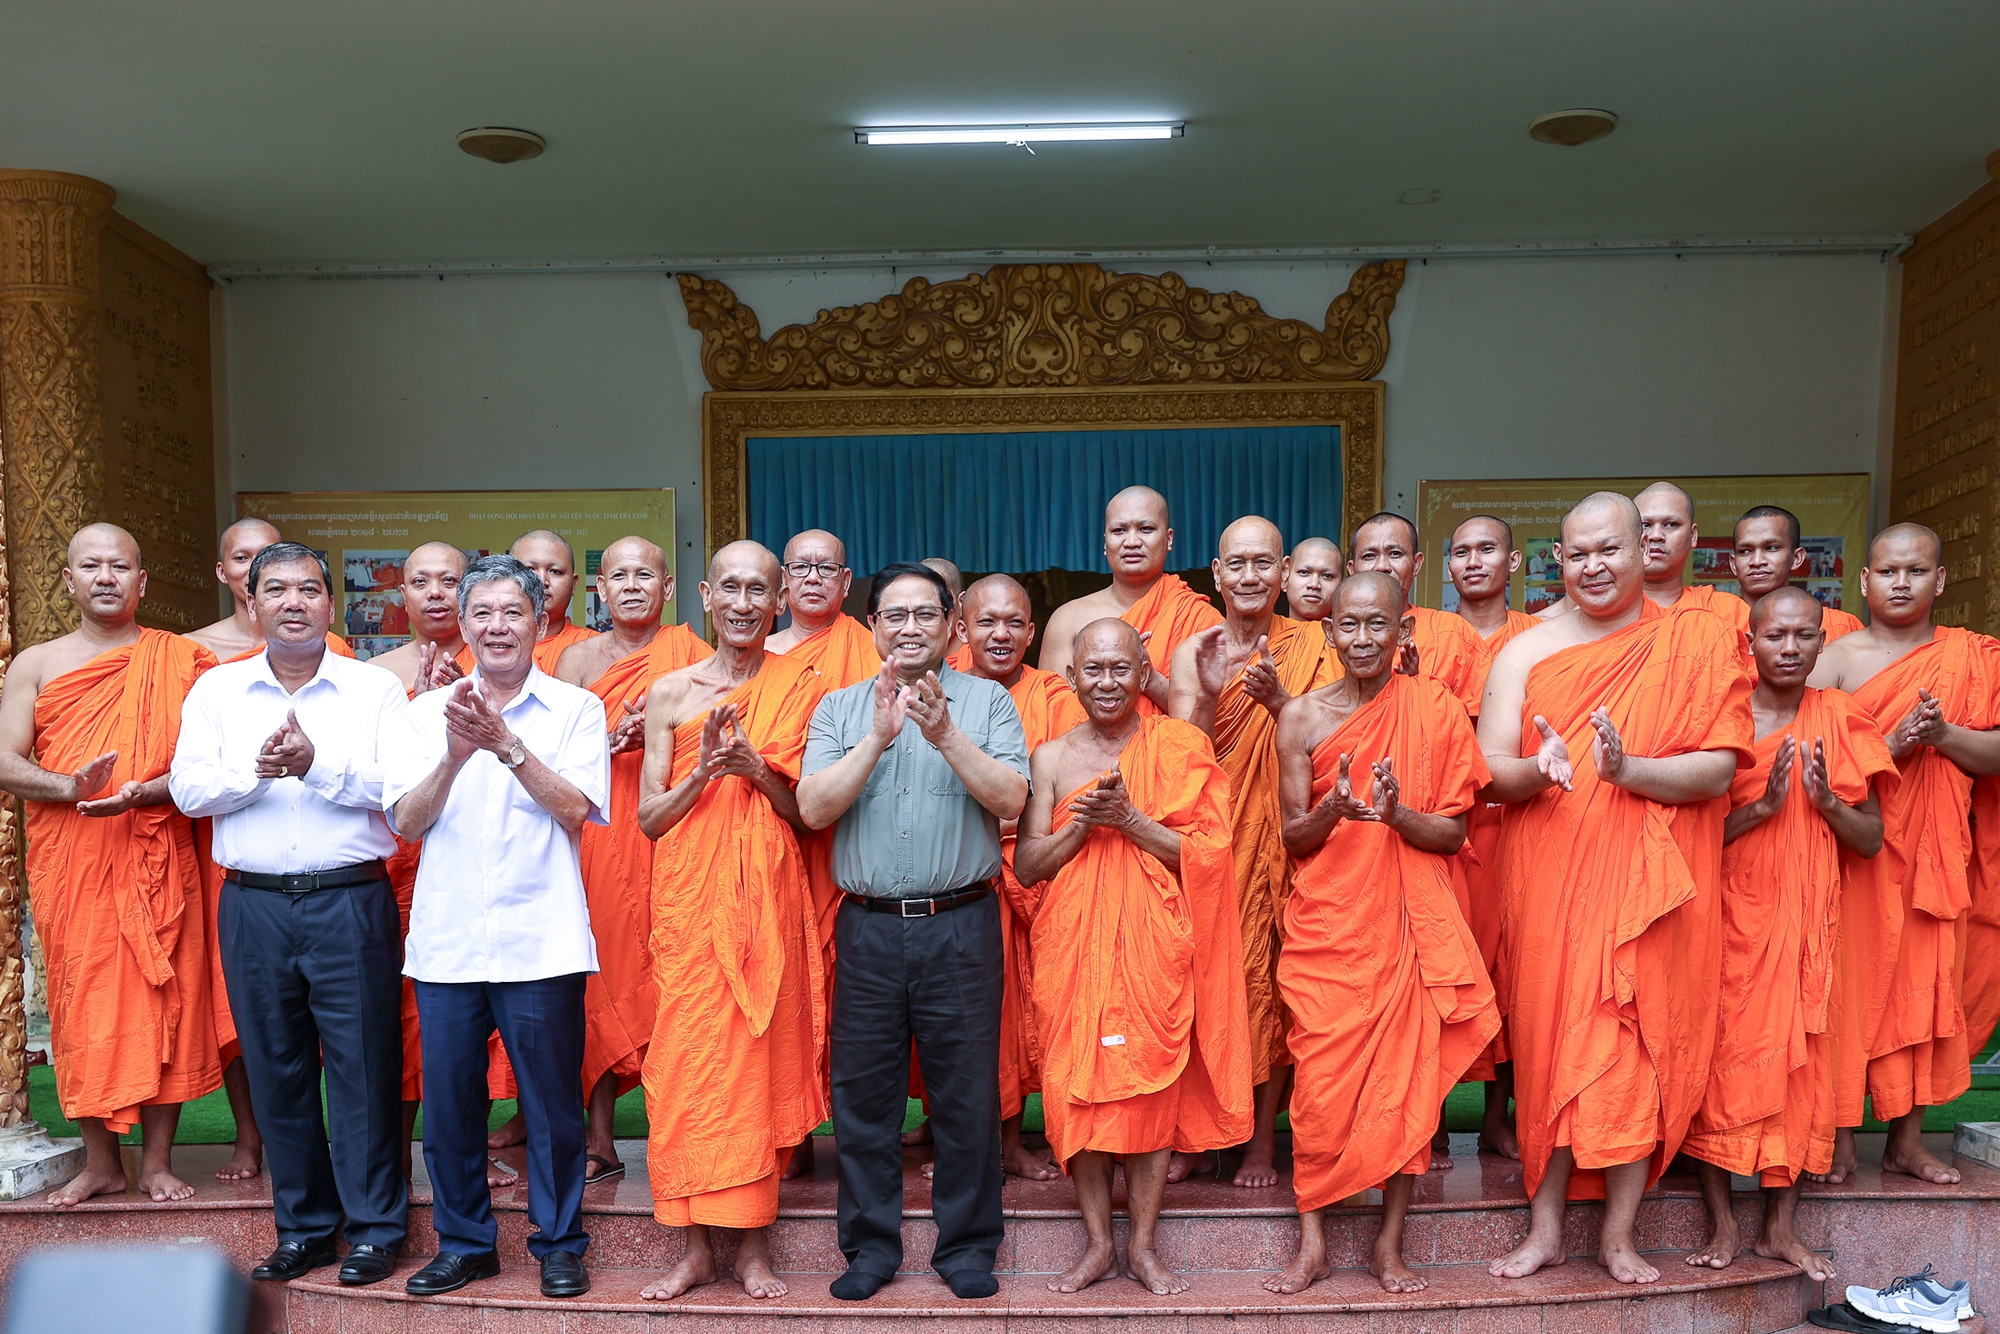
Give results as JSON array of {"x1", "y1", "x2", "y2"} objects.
[
  {"x1": 874, "y1": 606, "x2": 946, "y2": 629},
  {"x1": 784, "y1": 561, "x2": 845, "y2": 580}
]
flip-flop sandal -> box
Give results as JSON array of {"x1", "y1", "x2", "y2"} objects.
[
  {"x1": 1809, "y1": 1305, "x2": 1910, "y2": 1333},
  {"x1": 584, "y1": 1154, "x2": 626, "y2": 1185}
]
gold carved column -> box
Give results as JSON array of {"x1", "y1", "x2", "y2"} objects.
[{"x1": 0, "y1": 170, "x2": 114, "y2": 1143}]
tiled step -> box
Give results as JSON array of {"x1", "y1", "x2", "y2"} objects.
[{"x1": 279, "y1": 1252, "x2": 1809, "y2": 1333}]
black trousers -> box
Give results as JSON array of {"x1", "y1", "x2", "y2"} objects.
[
  {"x1": 217, "y1": 876, "x2": 407, "y2": 1251},
  {"x1": 831, "y1": 893, "x2": 1004, "y2": 1278},
  {"x1": 414, "y1": 974, "x2": 589, "y2": 1259}
]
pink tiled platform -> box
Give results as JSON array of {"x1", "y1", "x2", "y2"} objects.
[{"x1": 1, "y1": 1133, "x2": 1995, "y2": 1332}]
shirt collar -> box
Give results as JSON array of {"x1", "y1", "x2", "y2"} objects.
[
  {"x1": 467, "y1": 664, "x2": 556, "y2": 714},
  {"x1": 249, "y1": 642, "x2": 343, "y2": 696}
]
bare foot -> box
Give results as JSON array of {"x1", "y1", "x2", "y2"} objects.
[
  {"x1": 735, "y1": 1251, "x2": 788, "y2": 1298},
  {"x1": 1755, "y1": 1231, "x2": 1834, "y2": 1282},
  {"x1": 136, "y1": 1167, "x2": 196, "y2": 1202},
  {"x1": 1264, "y1": 1247, "x2": 1331, "y2": 1294},
  {"x1": 487, "y1": 1112, "x2": 526, "y2": 1149},
  {"x1": 641, "y1": 1251, "x2": 718, "y2": 1300},
  {"x1": 1598, "y1": 1236, "x2": 1660, "y2": 1284},
  {"x1": 46, "y1": 1165, "x2": 127, "y2": 1207},
  {"x1": 1881, "y1": 1141, "x2": 1961, "y2": 1185},
  {"x1": 1479, "y1": 1122, "x2": 1521, "y2": 1160},
  {"x1": 1430, "y1": 1126, "x2": 1454, "y2": 1171},
  {"x1": 782, "y1": 1138, "x2": 814, "y2": 1180},
  {"x1": 1004, "y1": 1141, "x2": 1061, "y2": 1181},
  {"x1": 1685, "y1": 1214, "x2": 1739, "y2": 1270},
  {"x1": 1372, "y1": 1252, "x2": 1429, "y2": 1293},
  {"x1": 1126, "y1": 1246, "x2": 1190, "y2": 1295},
  {"x1": 921, "y1": 1160, "x2": 933, "y2": 1179},
  {"x1": 1233, "y1": 1150, "x2": 1279, "y2": 1188},
  {"x1": 488, "y1": 1158, "x2": 519, "y2": 1188},
  {"x1": 1807, "y1": 1128, "x2": 1856, "y2": 1184},
  {"x1": 901, "y1": 1118, "x2": 933, "y2": 1148},
  {"x1": 1166, "y1": 1151, "x2": 1213, "y2": 1184},
  {"x1": 1490, "y1": 1230, "x2": 1565, "y2": 1279},
  {"x1": 1047, "y1": 1242, "x2": 1117, "y2": 1293},
  {"x1": 214, "y1": 1142, "x2": 262, "y2": 1181}
]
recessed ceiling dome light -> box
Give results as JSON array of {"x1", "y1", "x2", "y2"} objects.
[
  {"x1": 457, "y1": 127, "x2": 546, "y2": 164},
  {"x1": 855, "y1": 122, "x2": 1183, "y2": 146},
  {"x1": 1528, "y1": 109, "x2": 1618, "y2": 146}
]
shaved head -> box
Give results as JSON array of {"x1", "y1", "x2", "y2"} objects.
[
  {"x1": 510, "y1": 529, "x2": 575, "y2": 563},
  {"x1": 1354, "y1": 512, "x2": 1420, "y2": 552},
  {"x1": 963, "y1": 573, "x2": 1029, "y2": 615},
  {"x1": 1750, "y1": 583, "x2": 1823, "y2": 630},
  {"x1": 68, "y1": 522, "x2": 140, "y2": 566},
  {"x1": 1219, "y1": 515, "x2": 1284, "y2": 552},
  {"x1": 1292, "y1": 537, "x2": 1341, "y2": 565},
  {"x1": 709, "y1": 539, "x2": 781, "y2": 583},
  {"x1": 1561, "y1": 491, "x2": 1642, "y2": 545},
  {"x1": 784, "y1": 529, "x2": 847, "y2": 566},
  {"x1": 221, "y1": 518, "x2": 281, "y2": 558},
  {"x1": 1452, "y1": 514, "x2": 1514, "y2": 550},
  {"x1": 408, "y1": 540, "x2": 469, "y2": 574},
  {"x1": 1636, "y1": 481, "x2": 1695, "y2": 521},
  {"x1": 921, "y1": 557, "x2": 963, "y2": 600},
  {"x1": 1335, "y1": 570, "x2": 1407, "y2": 616},
  {"x1": 1076, "y1": 616, "x2": 1145, "y2": 659},
  {"x1": 603, "y1": 534, "x2": 668, "y2": 574},
  {"x1": 1106, "y1": 485, "x2": 1169, "y2": 524},
  {"x1": 1869, "y1": 522, "x2": 1942, "y2": 565}
]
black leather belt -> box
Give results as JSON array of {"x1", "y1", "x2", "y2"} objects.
[
  {"x1": 845, "y1": 882, "x2": 993, "y2": 918},
  {"x1": 225, "y1": 860, "x2": 388, "y2": 894}
]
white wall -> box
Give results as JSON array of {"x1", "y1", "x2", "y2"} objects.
[{"x1": 221, "y1": 250, "x2": 1895, "y2": 624}]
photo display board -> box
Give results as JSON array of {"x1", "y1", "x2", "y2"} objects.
[
  {"x1": 1416, "y1": 475, "x2": 1871, "y2": 616},
  {"x1": 237, "y1": 489, "x2": 675, "y2": 658}
]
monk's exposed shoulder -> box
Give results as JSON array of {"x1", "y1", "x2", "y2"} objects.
[
  {"x1": 556, "y1": 632, "x2": 623, "y2": 687},
  {"x1": 1278, "y1": 686, "x2": 1350, "y2": 757},
  {"x1": 185, "y1": 621, "x2": 255, "y2": 660}
]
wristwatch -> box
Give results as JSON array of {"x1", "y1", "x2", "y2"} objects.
[{"x1": 499, "y1": 736, "x2": 528, "y2": 769}]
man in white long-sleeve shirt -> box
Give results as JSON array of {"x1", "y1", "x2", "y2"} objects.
[{"x1": 170, "y1": 542, "x2": 413, "y2": 1288}]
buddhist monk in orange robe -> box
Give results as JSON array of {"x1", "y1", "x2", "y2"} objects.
[
  {"x1": 1730, "y1": 506, "x2": 1865, "y2": 647},
  {"x1": 1173, "y1": 517, "x2": 1340, "y2": 1187},
  {"x1": 1806, "y1": 522, "x2": 2000, "y2": 1187},
  {"x1": 636, "y1": 540, "x2": 826, "y2": 1302},
  {"x1": 1446, "y1": 513, "x2": 1538, "y2": 1158},
  {"x1": 0, "y1": 525, "x2": 222, "y2": 1204},
  {"x1": 1679, "y1": 587, "x2": 1889, "y2": 1284},
  {"x1": 765, "y1": 528, "x2": 880, "y2": 1178},
  {"x1": 512, "y1": 529, "x2": 598, "y2": 672},
  {"x1": 1042, "y1": 486, "x2": 1222, "y2": 717},
  {"x1": 1283, "y1": 538, "x2": 1343, "y2": 623},
  {"x1": 1479, "y1": 492, "x2": 1751, "y2": 1286},
  {"x1": 1635, "y1": 481, "x2": 1751, "y2": 637},
  {"x1": 1016, "y1": 618, "x2": 1251, "y2": 1297},
  {"x1": 1265, "y1": 574, "x2": 1499, "y2": 1296}
]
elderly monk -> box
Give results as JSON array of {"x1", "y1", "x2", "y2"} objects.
[
  {"x1": 1284, "y1": 538, "x2": 1343, "y2": 623},
  {"x1": 1636, "y1": 482, "x2": 1749, "y2": 636},
  {"x1": 1732, "y1": 507, "x2": 1864, "y2": 645},
  {"x1": 1015, "y1": 618, "x2": 1251, "y2": 1297},
  {"x1": 635, "y1": 541, "x2": 827, "y2": 1302},
  {"x1": 1806, "y1": 522, "x2": 2000, "y2": 1187},
  {"x1": 1042, "y1": 486, "x2": 1222, "y2": 715},
  {"x1": 0, "y1": 524, "x2": 221, "y2": 1203},
  {"x1": 1681, "y1": 586, "x2": 1889, "y2": 1283},
  {"x1": 1449, "y1": 516, "x2": 1536, "y2": 647},
  {"x1": 1266, "y1": 574, "x2": 1499, "y2": 1296},
  {"x1": 512, "y1": 531, "x2": 597, "y2": 672},
  {"x1": 1480, "y1": 491, "x2": 1751, "y2": 1285},
  {"x1": 1348, "y1": 513, "x2": 1488, "y2": 714},
  {"x1": 1173, "y1": 516, "x2": 1341, "y2": 1187}
]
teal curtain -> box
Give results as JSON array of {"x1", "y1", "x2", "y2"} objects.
[{"x1": 746, "y1": 425, "x2": 1343, "y2": 576}]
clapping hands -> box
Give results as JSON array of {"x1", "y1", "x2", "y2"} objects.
[{"x1": 255, "y1": 709, "x2": 316, "y2": 780}]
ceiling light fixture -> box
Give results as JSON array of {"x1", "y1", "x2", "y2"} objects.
[
  {"x1": 855, "y1": 122, "x2": 1184, "y2": 147},
  {"x1": 457, "y1": 127, "x2": 546, "y2": 164},
  {"x1": 1528, "y1": 109, "x2": 1618, "y2": 147}
]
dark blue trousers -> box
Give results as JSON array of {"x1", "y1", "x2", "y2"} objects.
[
  {"x1": 216, "y1": 876, "x2": 407, "y2": 1251},
  {"x1": 414, "y1": 974, "x2": 589, "y2": 1259}
]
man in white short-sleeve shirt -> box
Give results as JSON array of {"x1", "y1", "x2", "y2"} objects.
[{"x1": 387, "y1": 555, "x2": 609, "y2": 1301}]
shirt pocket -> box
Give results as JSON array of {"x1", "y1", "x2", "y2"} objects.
[
  {"x1": 927, "y1": 704, "x2": 989, "y2": 797},
  {"x1": 859, "y1": 741, "x2": 897, "y2": 797}
]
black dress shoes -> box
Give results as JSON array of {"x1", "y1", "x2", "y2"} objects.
[
  {"x1": 404, "y1": 1251, "x2": 501, "y2": 1296},
  {"x1": 251, "y1": 1238, "x2": 336, "y2": 1281},
  {"x1": 540, "y1": 1251, "x2": 590, "y2": 1298},
  {"x1": 337, "y1": 1245, "x2": 399, "y2": 1287}
]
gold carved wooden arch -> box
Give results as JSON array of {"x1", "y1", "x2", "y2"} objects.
[{"x1": 679, "y1": 260, "x2": 1403, "y2": 563}]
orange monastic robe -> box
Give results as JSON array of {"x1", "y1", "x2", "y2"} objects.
[
  {"x1": 1409, "y1": 606, "x2": 1489, "y2": 717},
  {"x1": 534, "y1": 620, "x2": 598, "y2": 674},
  {"x1": 1477, "y1": 610, "x2": 1541, "y2": 649},
  {"x1": 1032, "y1": 715, "x2": 1251, "y2": 1164},
  {"x1": 1676, "y1": 582, "x2": 1752, "y2": 631},
  {"x1": 1498, "y1": 600, "x2": 1753, "y2": 1198},
  {"x1": 1838, "y1": 627, "x2": 2000, "y2": 1123},
  {"x1": 1124, "y1": 575, "x2": 1223, "y2": 716},
  {"x1": 29, "y1": 632, "x2": 222, "y2": 1130},
  {"x1": 1460, "y1": 606, "x2": 1535, "y2": 1078},
  {"x1": 645, "y1": 653, "x2": 828, "y2": 1226},
  {"x1": 1684, "y1": 689, "x2": 1894, "y2": 1185},
  {"x1": 1283, "y1": 674, "x2": 1500, "y2": 1210},
  {"x1": 1210, "y1": 616, "x2": 1342, "y2": 1085}
]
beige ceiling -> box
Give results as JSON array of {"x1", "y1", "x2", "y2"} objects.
[{"x1": 3, "y1": 0, "x2": 1996, "y2": 267}]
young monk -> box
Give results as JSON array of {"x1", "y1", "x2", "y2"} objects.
[
  {"x1": 1284, "y1": 538, "x2": 1343, "y2": 623},
  {"x1": 188, "y1": 519, "x2": 284, "y2": 662},
  {"x1": 1636, "y1": 481, "x2": 1749, "y2": 634},
  {"x1": 637, "y1": 541, "x2": 827, "y2": 1302},
  {"x1": 1731, "y1": 506, "x2": 1865, "y2": 644},
  {"x1": 1347, "y1": 513, "x2": 1488, "y2": 715},
  {"x1": 1266, "y1": 573, "x2": 1500, "y2": 1295},
  {"x1": 1682, "y1": 586, "x2": 1890, "y2": 1282},
  {"x1": 1041, "y1": 486, "x2": 1222, "y2": 714},
  {"x1": 1015, "y1": 618, "x2": 1251, "y2": 1296},
  {"x1": 1174, "y1": 517, "x2": 1341, "y2": 1187},
  {"x1": 512, "y1": 530, "x2": 597, "y2": 671},
  {"x1": 1480, "y1": 491, "x2": 1752, "y2": 1285},
  {"x1": 1807, "y1": 522, "x2": 2000, "y2": 1186},
  {"x1": 0, "y1": 524, "x2": 222, "y2": 1203},
  {"x1": 1449, "y1": 515, "x2": 1536, "y2": 646}
]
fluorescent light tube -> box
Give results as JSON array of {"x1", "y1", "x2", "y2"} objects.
[{"x1": 855, "y1": 123, "x2": 1183, "y2": 146}]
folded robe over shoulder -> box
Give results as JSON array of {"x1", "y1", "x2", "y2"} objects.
[
  {"x1": 1683, "y1": 687, "x2": 1894, "y2": 1185},
  {"x1": 1210, "y1": 616, "x2": 1341, "y2": 1086},
  {"x1": 1031, "y1": 715, "x2": 1251, "y2": 1164},
  {"x1": 645, "y1": 652, "x2": 828, "y2": 1227},
  {"x1": 1497, "y1": 599, "x2": 1753, "y2": 1200},
  {"x1": 1409, "y1": 606, "x2": 1490, "y2": 717},
  {"x1": 1282, "y1": 673, "x2": 1499, "y2": 1212},
  {"x1": 1124, "y1": 575, "x2": 1223, "y2": 717},
  {"x1": 1837, "y1": 626, "x2": 2000, "y2": 1123},
  {"x1": 30, "y1": 630, "x2": 222, "y2": 1131}
]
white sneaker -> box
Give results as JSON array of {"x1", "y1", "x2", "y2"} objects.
[{"x1": 1848, "y1": 1267, "x2": 1964, "y2": 1333}]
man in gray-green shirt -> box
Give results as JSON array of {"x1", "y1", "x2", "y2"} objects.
[{"x1": 799, "y1": 562, "x2": 1029, "y2": 1302}]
